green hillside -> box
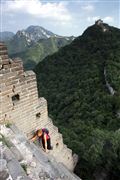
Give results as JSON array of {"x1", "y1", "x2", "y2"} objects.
[
  {"x1": 35, "y1": 22, "x2": 120, "y2": 180},
  {"x1": 6, "y1": 35, "x2": 31, "y2": 54},
  {"x1": 8, "y1": 37, "x2": 73, "y2": 69}
]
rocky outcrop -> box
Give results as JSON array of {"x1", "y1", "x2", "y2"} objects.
[{"x1": 0, "y1": 125, "x2": 81, "y2": 180}]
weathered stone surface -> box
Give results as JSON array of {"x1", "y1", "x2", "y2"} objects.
[
  {"x1": 0, "y1": 125, "x2": 81, "y2": 180},
  {"x1": 0, "y1": 170, "x2": 9, "y2": 180},
  {"x1": 10, "y1": 147, "x2": 23, "y2": 161},
  {"x1": 3, "y1": 148, "x2": 13, "y2": 163},
  {"x1": 0, "y1": 159, "x2": 7, "y2": 171},
  {"x1": 7, "y1": 159, "x2": 27, "y2": 180},
  {"x1": 16, "y1": 176, "x2": 30, "y2": 180},
  {"x1": 29, "y1": 162, "x2": 36, "y2": 168},
  {"x1": 39, "y1": 171, "x2": 50, "y2": 177}
]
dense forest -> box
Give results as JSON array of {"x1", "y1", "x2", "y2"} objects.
[{"x1": 35, "y1": 22, "x2": 120, "y2": 180}]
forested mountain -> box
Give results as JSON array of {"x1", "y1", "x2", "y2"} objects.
[
  {"x1": 10, "y1": 36, "x2": 74, "y2": 70},
  {"x1": 35, "y1": 20, "x2": 120, "y2": 180},
  {"x1": 5, "y1": 26, "x2": 74, "y2": 69}
]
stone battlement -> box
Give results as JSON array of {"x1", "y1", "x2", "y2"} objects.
[
  {"x1": 0, "y1": 43, "x2": 78, "y2": 171},
  {"x1": 95, "y1": 19, "x2": 109, "y2": 32}
]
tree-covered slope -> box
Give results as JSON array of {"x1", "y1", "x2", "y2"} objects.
[
  {"x1": 35, "y1": 22, "x2": 120, "y2": 180},
  {"x1": 10, "y1": 36, "x2": 73, "y2": 70}
]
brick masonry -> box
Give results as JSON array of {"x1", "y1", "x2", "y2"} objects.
[{"x1": 0, "y1": 42, "x2": 78, "y2": 171}]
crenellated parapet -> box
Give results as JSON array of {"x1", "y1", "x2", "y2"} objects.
[
  {"x1": 0, "y1": 42, "x2": 78, "y2": 171},
  {"x1": 95, "y1": 19, "x2": 109, "y2": 32}
]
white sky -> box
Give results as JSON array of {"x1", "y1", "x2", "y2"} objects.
[{"x1": 1, "y1": 0, "x2": 120, "y2": 36}]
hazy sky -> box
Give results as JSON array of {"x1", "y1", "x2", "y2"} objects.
[{"x1": 0, "y1": 0, "x2": 120, "y2": 36}]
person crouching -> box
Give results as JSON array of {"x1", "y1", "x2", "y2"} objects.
[{"x1": 31, "y1": 128, "x2": 53, "y2": 152}]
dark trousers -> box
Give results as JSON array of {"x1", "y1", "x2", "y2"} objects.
[{"x1": 42, "y1": 138, "x2": 52, "y2": 150}]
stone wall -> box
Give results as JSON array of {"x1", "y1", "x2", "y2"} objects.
[{"x1": 0, "y1": 42, "x2": 78, "y2": 171}]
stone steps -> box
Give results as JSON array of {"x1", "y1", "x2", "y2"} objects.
[
  {"x1": 56, "y1": 145, "x2": 74, "y2": 168},
  {"x1": 2, "y1": 120, "x2": 75, "y2": 171},
  {"x1": 63, "y1": 144, "x2": 72, "y2": 156},
  {"x1": 35, "y1": 119, "x2": 64, "y2": 152},
  {"x1": 1, "y1": 145, "x2": 30, "y2": 180},
  {"x1": 0, "y1": 125, "x2": 81, "y2": 180},
  {"x1": 38, "y1": 120, "x2": 53, "y2": 131},
  {"x1": 46, "y1": 124, "x2": 74, "y2": 163},
  {"x1": 1, "y1": 125, "x2": 61, "y2": 179}
]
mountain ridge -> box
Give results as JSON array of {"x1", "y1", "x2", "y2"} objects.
[
  {"x1": 4, "y1": 25, "x2": 75, "y2": 69},
  {"x1": 5, "y1": 25, "x2": 75, "y2": 53}
]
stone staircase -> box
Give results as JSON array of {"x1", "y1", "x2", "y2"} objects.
[
  {"x1": 0, "y1": 125, "x2": 81, "y2": 180},
  {"x1": 35, "y1": 116, "x2": 76, "y2": 171}
]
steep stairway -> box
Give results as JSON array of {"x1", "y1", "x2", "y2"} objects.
[
  {"x1": 0, "y1": 125, "x2": 81, "y2": 180},
  {"x1": 36, "y1": 116, "x2": 77, "y2": 170}
]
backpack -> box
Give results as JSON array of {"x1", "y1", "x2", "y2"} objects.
[{"x1": 42, "y1": 128, "x2": 49, "y2": 135}]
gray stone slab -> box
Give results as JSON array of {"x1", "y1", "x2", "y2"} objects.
[
  {"x1": 10, "y1": 125, "x2": 26, "y2": 139},
  {"x1": 3, "y1": 147, "x2": 15, "y2": 162},
  {"x1": 0, "y1": 170, "x2": 9, "y2": 180},
  {"x1": 10, "y1": 146, "x2": 23, "y2": 161},
  {"x1": 28, "y1": 142, "x2": 48, "y2": 162},
  {"x1": 58, "y1": 163, "x2": 81, "y2": 180},
  {"x1": 26, "y1": 143, "x2": 60, "y2": 178},
  {"x1": 0, "y1": 159, "x2": 7, "y2": 171},
  {"x1": 16, "y1": 176, "x2": 31, "y2": 180},
  {"x1": 7, "y1": 158, "x2": 27, "y2": 180}
]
